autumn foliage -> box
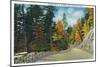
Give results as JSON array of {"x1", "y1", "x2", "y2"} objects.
[
  {"x1": 57, "y1": 20, "x2": 64, "y2": 37},
  {"x1": 14, "y1": 4, "x2": 94, "y2": 52}
]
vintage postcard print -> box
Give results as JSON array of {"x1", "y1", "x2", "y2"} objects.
[{"x1": 11, "y1": 1, "x2": 96, "y2": 66}]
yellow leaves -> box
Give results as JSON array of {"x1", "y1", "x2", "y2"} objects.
[
  {"x1": 74, "y1": 19, "x2": 82, "y2": 42},
  {"x1": 88, "y1": 8, "x2": 94, "y2": 18},
  {"x1": 88, "y1": 8, "x2": 94, "y2": 28},
  {"x1": 75, "y1": 19, "x2": 81, "y2": 30},
  {"x1": 82, "y1": 22, "x2": 89, "y2": 37},
  {"x1": 83, "y1": 23, "x2": 89, "y2": 33},
  {"x1": 52, "y1": 34, "x2": 58, "y2": 41},
  {"x1": 75, "y1": 31, "x2": 81, "y2": 42},
  {"x1": 51, "y1": 20, "x2": 65, "y2": 42},
  {"x1": 52, "y1": 33, "x2": 62, "y2": 41}
]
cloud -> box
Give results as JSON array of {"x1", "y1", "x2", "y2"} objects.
[{"x1": 53, "y1": 7, "x2": 87, "y2": 26}]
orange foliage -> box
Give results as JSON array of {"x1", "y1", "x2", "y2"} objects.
[
  {"x1": 75, "y1": 31, "x2": 81, "y2": 42},
  {"x1": 57, "y1": 20, "x2": 64, "y2": 36},
  {"x1": 88, "y1": 8, "x2": 94, "y2": 21},
  {"x1": 74, "y1": 19, "x2": 82, "y2": 42},
  {"x1": 82, "y1": 22, "x2": 89, "y2": 37}
]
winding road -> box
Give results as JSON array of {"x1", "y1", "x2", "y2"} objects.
[{"x1": 38, "y1": 48, "x2": 93, "y2": 61}]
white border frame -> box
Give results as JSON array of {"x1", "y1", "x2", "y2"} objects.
[{"x1": 11, "y1": 1, "x2": 96, "y2": 66}]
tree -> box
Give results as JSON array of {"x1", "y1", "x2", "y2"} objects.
[
  {"x1": 70, "y1": 26, "x2": 76, "y2": 44},
  {"x1": 74, "y1": 19, "x2": 83, "y2": 42},
  {"x1": 57, "y1": 20, "x2": 64, "y2": 37},
  {"x1": 81, "y1": 8, "x2": 94, "y2": 39},
  {"x1": 62, "y1": 13, "x2": 68, "y2": 29},
  {"x1": 25, "y1": 5, "x2": 55, "y2": 52},
  {"x1": 14, "y1": 4, "x2": 27, "y2": 53},
  {"x1": 25, "y1": 5, "x2": 46, "y2": 52},
  {"x1": 44, "y1": 6, "x2": 54, "y2": 42},
  {"x1": 87, "y1": 8, "x2": 94, "y2": 30}
]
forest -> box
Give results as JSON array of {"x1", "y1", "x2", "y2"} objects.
[{"x1": 14, "y1": 3, "x2": 94, "y2": 63}]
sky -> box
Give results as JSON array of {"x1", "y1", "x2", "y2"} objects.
[
  {"x1": 53, "y1": 6, "x2": 87, "y2": 27},
  {"x1": 20, "y1": 4, "x2": 87, "y2": 27}
]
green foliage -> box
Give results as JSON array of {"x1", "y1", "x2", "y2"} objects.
[
  {"x1": 14, "y1": 4, "x2": 94, "y2": 53},
  {"x1": 14, "y1": 4, "x2": 55, "y2": 53},
  {"x1": 63, "y1": 13, "x2": 68, "y2": 29}
]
